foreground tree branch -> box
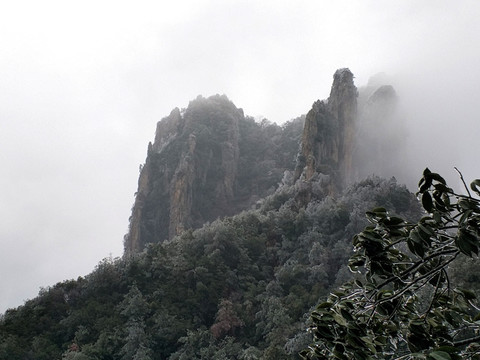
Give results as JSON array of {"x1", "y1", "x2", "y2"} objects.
[{"x1": 302, "y1": 168, "x2": 480, "y2": 360}]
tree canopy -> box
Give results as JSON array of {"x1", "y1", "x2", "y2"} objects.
[
  {"x1": 302, "y1": 169, "x2": 480, "y2": 360},
  {"x1": 0, "y1": 175, "x2": 418, "y2": 359}
]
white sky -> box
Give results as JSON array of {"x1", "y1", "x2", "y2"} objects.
[{"x1": 1, "y1": 0, "x2": 480, "y2": 312}]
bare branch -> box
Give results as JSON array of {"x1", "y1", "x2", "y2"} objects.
[
  {"x1": 372, "y1": 248, "x2": 459, "y2": 293},
  {"x1": 453, "y1": 334, "x2": 480, "y2": 347},
  {"x1": 455, "y1": 167, "x2": 472, "y2": 198}
]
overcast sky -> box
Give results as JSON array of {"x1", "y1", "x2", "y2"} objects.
[{"x1": 1, "y1": 0, "x2": 480, "y2": 312}]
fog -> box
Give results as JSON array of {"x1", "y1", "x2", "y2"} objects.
[{"x1": 1, "y1": 0, "x2": 480, "y2": 312}]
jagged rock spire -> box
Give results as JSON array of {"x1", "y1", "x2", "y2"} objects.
[
  {"x1": 294, "y1": 68, "x2": 357, "y2": 191},
  {"x1": 124, "y1": 94, "x2": 304, "y2": 254},
  {"x1": 124, "y1": 95, "x2": 242, "y2": 253}
]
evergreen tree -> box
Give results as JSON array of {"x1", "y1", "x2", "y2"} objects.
[{"x1": 302, "y1": 169, "x2": 480, "y2": 359}]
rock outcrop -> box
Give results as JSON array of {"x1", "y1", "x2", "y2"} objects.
[
  {"x1": 294, "y1": 68, "x2": 357, "y2": 191},
  {"x1": 125, "y1": 68, "x2": 404, "y2": 253},
  {"x1": 293, "y1": 69, "x2": 404, "y2": 194},
  {"x1": 124, "y1": 95, "x2": 241, "y2": 253},
  {"x1": 124, "y1": 95, "x2": 303, "y2": 253}
]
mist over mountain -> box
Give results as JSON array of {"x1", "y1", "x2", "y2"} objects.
[
  {"x1": 124, "y1": 68, "x2": 412, "y2": 254},
  {"x1": 0, "y1": 68, "x2": 437, "y2": 359},
  {"x1": 3, "y1": 1, "x2": 480, "y2": 320}
]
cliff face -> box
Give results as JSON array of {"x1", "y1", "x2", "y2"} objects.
[
  {"x1": 124, "y1": 95, "x2": 303, "y2": 253},
  {"x1": 294, "y1": 68, "x2": 357, "y2": 191},
  {"x1": 293, "y1": 68, "x2": 403, "y2": 193},
  {"x1": 125, "y1": 95, "x2": 241, "y2": 252},
  {"x1": 125, "y1": 69, "x2": 403, "y2": 253}
]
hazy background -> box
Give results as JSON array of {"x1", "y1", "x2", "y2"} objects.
[{"x1": 1, "y1": 0, "x2": 480, "y2": 312}]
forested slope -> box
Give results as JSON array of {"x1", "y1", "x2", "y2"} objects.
[
  {"x1": 0, "y1": 176, "x2": 419, "y2": 359},
  {"x1": 0, "y1": 68, "x2": 430, "y2": 359}
]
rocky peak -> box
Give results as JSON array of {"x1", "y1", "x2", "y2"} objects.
[
  {"x1": 124, "y1": 68, "x2": 404, "y2": 254},
  {"x1": 152, "y1": 107, "x2": 183, "y2": 153},
  {"x1": 294, "y1": 68, "x2": 357, "y2": 191},
  {"x1": 124, "y1": 95, "x2": 242, "y2": 253},
  {"x1": 124, "y1": 95, "x2": 303, "y2": 253}
]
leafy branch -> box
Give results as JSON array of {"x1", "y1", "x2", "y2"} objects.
[{"x1": 302, "y1": 168, "x2": 480, "y2": 360}]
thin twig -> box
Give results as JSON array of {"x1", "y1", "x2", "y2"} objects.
[
  {"x1": 455, "y1": 167, "x2": 472, "y2": 197},
  {"x1": 371, "y1": 249, "x2": 458, "y2": 294},
  {"x1": 374, "y1": 252, "x2": 459, "y2": 306},
  {"x1": 453, "y1": 334, "x2": 480, "y2": 347},
  {"x1": 423, "y1": 268, "x2": 444, "y2": 322}
]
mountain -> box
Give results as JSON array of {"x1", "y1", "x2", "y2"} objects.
[
  {"x1": 294, "y1": 68, "x2": 357, "y2": 198},
  {"x1": 125, "y1": 95, "x2": 304, "y2": 253},
  {"x1": 0, "y1": 69, "x2": 428, "y2": 359},
  {"x1": 125, "y1": 68, "x2": 388, "y2": 253}
]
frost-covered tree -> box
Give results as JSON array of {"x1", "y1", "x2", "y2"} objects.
[
  {"x1": 302, "y1": 169, "x2": 480, "y2": 359},
  {"x1": 119, "y1": 284, "x2": 152, "y2": 360}
]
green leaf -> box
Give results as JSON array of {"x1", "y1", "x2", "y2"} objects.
[
  {"x1": 348, "y1": 258, "x2": 365, "y2": 272},
  {"x1": 434, "y1": 183, "x2": 451, "y2": 193},
  {"x1": 340, "y1": 308, "x2": 354, "y2": 321},
  {"x1": 458, "y1": 198, "x2": 478, "y2": 210},
  {"x1": 354, "y1": 279, "x2": 363, "y2": 287},
  {"x1": 459, "y1": 209, "x2": 473, "y2": 225},
  {"x1": 435, "y1": 346, "x2": 458, "y2": 354},
  {"x1": 428, "y1": 350, "x2": 451, "y2": 360},
  {"x1": 422, "y1": 192, "x2": 434, "y2": 212},
  {"x1": 314, "y1": 324, "x2": 335, "y2": 340},
  {"x1": 407, "y1": 238, "x2": 425, "y2": 258},
  {"x1": 455, "y1": 229, "x2": 479, "y2": 256},
  {"x1": 366, "y1": 208, "x2": 387, "y2": 221},
  {"x1": 333, "y1": 312, "x2": 347, "y2": 326},
  {"x1": 353, "y1": 234, "x2": 360, "y2": 246},
  {"x1": 333, "y1": 344, "x2": 347, "y2": 360},
  {"x1": 389, "y1": 216, "x2": 405, "y2": 224},
  {"x1": 430, "y1": 173, "x2": 447, "y2": 185},
  {"x1": 470, "y1": 179, "x2": 480, "y2": 195},
  {"x1": 418, "y1": 223, "x2": 434, "y2": 238},
  {"x1": 432, "y1": 191, "x2": 446, "y2": 210},
  {"x1": 317, "y1": 302, "x2": 333, "y2": 309},
  {"x1": 419, "y1": 168, "x2": 433, "y2": 193},
  {"x1": 458, "y1": 288, "x2": 477, "y2": 301},
  {"x1": 359, "y1": 230, "x2": 383, "y2": 242}
]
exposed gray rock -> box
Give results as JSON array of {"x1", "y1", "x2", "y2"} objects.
[{"x1": 294, "y1": 68, "x2": 357, "y2": 192}]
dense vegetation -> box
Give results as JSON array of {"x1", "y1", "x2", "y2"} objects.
[
  {"x1": 0, "y1": 175, "x2": 420, "y2": 359},
  {"x1": 302, "y1": 170, "x2": 480, "y2": 359},
  {"x1": 236, "y1": 115, "x2": 305, "y2": 203},
  {"x1": 5, "y1": 71, "x2": 477, "y2": 359}
]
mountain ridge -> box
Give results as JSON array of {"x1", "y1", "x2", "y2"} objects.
[
  {"x1": 125, "y1": 68, "x2": 402, "y2": 253},
  {"x1": 125, "y1": 95, "x2": 304, "y2": 253},
  {"x1": 0, "y1": 68, "x2": 423, "y2": 360}
]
